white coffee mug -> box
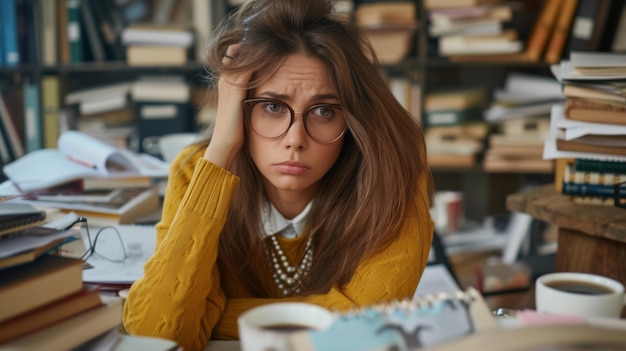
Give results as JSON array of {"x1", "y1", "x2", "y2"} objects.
[
  {"x1": 238, "y1": 302, "x2": 334, "y2": 351},
  {"x1": 535, "y1": 272, "x2": 626, "y2": 319}
]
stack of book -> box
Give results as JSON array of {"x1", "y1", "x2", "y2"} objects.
[
  {"x1": 443, "y1": 0, "x2": 583, "y2": 64},
  {"x1": 0, "y1": 253, "x2": 123, "y2": 348},
  {"x1": 2, "y1": 131, "x2": 167, "y2": 226},
  {"x1": 423, "y1": 0, "x2": 523, "y2": 57},
  {"x1": 483, "y1": 73, "x2": 563, "y2": 173},
  {"x1": 63, "y1": 82, "x2": 136, "y2": 149},
  {"x1": 424, "y1": 87, "x2": 489, "y2": 168},
  {"x1": 131, "y1": 76, "x2": 193, "y2": 157},
  {"x1": 0, "y1": 203, "x2": 80, "y2": 270},
  {"x1": 354, "y1": 2, "x2": 418, "y2": 64},
  {"x1": 122, "y1": 23, "x2": 195, "y2": 66},
  {"x1": 545, "y1": 51, "x2": 626, "y2": 205},
  {"x1": 561, "y1": 160, "x2": 626, "y2": 206}
]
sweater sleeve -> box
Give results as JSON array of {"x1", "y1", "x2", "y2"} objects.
[
  {"x1": 123, "y1": 146, "x2": 240, "y2": 351},
  {"x1": 212, "y1": 182, "x2": 435, "y2": 339}
]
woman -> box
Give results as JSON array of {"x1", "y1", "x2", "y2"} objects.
[{"x1": 123, "y1": 0, "x2": 434, "y2": 349}]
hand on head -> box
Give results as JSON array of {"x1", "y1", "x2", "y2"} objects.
[{"x1": 203, "y1": 44, "x2": 252, "y2": 169}]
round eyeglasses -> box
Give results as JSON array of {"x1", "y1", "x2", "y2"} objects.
[{"x1": 243, "y1": 98, "x2": 347, "y2": 144}]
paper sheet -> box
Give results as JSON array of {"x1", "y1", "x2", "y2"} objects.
[{"x1": 80, "y1": 224, "x2": 157, "y2": 284}]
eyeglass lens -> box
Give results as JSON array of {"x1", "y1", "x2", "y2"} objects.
[{"x1": 246, "y1": 99, "x2": 346, "y2": 143}]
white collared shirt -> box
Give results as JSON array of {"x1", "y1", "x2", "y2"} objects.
[{"x1": 261, "y1": 201, "x2": 312, "y2": 239}]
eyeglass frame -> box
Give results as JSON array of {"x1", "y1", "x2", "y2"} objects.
[
  {"x1": 242, "y1": 97, "x2": 347, "y2": 144},
  {"x1": 62, "y1": 216, "x2": 129, "y2": 263}
]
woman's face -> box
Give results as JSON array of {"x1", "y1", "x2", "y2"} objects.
[{"x1": 247, "y1": 54, "x2": 345, "y2": 203}]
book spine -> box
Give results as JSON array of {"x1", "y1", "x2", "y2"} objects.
[
  {"x1": 42, "y1": 75, "x2": 61, "y2": 149},
  {"x1": 80, "y1": 0, "x2": 105, "y2": 62},
  {"x1": 66, "y1": 0, "x2": 82, "y2": 63},
  {"x1": 562, "y1": 182, "x2": 626, "y2": 197},
  {"x1": 424, "y1": 107, "x2": 483, "y2": 127},
  {"x1": 0, "y1": 93, "x2": 24, "y2": 159},
  {"x1": 544, "y1": 0, "x2": 578, "y2": 64},
  {"x1": 567, "y1": 98, "x2": 626, "y2": 111},
  {"x1": 562, "y1": 162, "x2": 626, "y2": 197},
  {"x1": 0, "y1": 0, "x2": 20, "y2": 66},
  {"x1": 23, "y1": 81, "x2": 41, "y2": 152},
  {"x1": 0, "y1": 212, "x2": 46, "y2": 233},
  {"x1": 575, "y1": 158, "x2": 626, "y2": 174},
  {"x1": 0, "y1": 115, "x2": 14, "y2": 163},
  {"x1": 567, "y1": 0, "x2": 611, "y2": 51},
  {"x1": 525, "y1": 0, "x2": 562, "y2": 61},
  {"x1": 40, "y1": 0, "x2": 57, "y2": 66},
  {"x1": 16, "y1": 0, "x2": 38, "y2": 65},
  {"x1": 565, "y1": 168, "x2": 626, "y2": 185}
]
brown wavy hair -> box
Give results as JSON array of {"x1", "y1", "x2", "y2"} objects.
[{"x1": 194, "y1": 0, "x2": 433, "y2": 296}]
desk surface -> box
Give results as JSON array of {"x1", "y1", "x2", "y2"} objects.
[
  {"x1": 506, "y1": 184, "x2": 626, "y2": 244},
  {"x1": 205, "y1": 340, "x2": 240, "y2": 351}
]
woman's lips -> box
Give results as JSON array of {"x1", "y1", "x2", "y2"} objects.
[{"x1": 274, "y1": 161, "x2": 309, "y2": 175}]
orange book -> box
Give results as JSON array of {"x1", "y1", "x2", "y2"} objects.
[
  {"x1": 544, "y1": 0, "x2": 578, "y2": 63},
  {"x1": 556, "y1": 138, "x2": 626, "y2": 157},
  {"x1": 565, "y1": 98, "x2": 626, "y2": 125},
  {"x1": 0, "y1": 284, "x2": 102, "y2": 343}
]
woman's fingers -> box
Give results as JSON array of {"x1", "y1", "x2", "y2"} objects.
[
  {"x1": 222, "y1": 43, "x2": 241, "y2": 65},
  {"x1": 204, "y1": 44, "x2": 251, "y2": 169}
]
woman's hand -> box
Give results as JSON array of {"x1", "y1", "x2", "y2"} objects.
[{"x1": 203, "y1": 44, "x2": 252, "y2": 169}]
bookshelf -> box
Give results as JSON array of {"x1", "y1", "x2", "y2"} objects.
[{"x1": 1, "y1": 0, "x2": 625, "y2": 221}]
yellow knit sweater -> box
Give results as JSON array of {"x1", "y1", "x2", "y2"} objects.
[{"x1": 122, "y1": 146, "x2": 434, "y2": 351}]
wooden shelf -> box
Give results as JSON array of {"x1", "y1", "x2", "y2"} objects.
[{"x1": 507, "y1": 184, "x2": 626, "y2": 243}]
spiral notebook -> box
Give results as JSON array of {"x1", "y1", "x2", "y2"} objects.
[
  {"x1": 0, "y1": 203, "x2": 47, "y2": 237},
  {"x1": 289, "y1": 287, "x2": 498, "y2": 351}
]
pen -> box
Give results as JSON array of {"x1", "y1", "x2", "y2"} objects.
[{"x1": 66, "y1": 155, "x2": 97, "y2": 169}]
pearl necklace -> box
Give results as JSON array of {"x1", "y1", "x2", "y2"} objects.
[{"x1": 267, "y1": 233, "x2": 313, "y2": 296}]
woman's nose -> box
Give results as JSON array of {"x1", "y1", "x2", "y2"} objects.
[{"x1": 283, "y1": 113, "x2": 308, "y2": 149}]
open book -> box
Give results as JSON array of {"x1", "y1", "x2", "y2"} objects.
[
  {"x1": 289, "y1": 287, "x2": 497, "y2": 351},
  {"x1": 3, "y1": 131, "x2": 170, "y2": 192}
]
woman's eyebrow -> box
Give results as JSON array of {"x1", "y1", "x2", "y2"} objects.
[
  {"x1": 257, "y1": 91, "x2": 290, "y2": 100},
  {"x1": 257, "y1": 91, "x2": 339, "y2": 102}
]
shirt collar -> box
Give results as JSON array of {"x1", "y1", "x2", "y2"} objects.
[{"x1": 262, "y1": 200, "x2": 312, "y2": 238}]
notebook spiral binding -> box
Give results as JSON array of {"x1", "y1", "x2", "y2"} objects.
[
  {"x1": 0, "y1": 214, "x2": 45, "y2": 231},
  {"x1": 333, "y1": 289, "x2": 476, "y2": 319}
]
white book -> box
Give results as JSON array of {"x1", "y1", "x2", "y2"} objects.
[
  {"x1": 429, "y1": 19, "x2": 502, "y2": 37},
  {"x1": 440, "y1": 39, "x2": 522, "y2": 55},
  {"x1": 570, "y1": 51, "x2": 626, "y2": 68},
  {"x1": 121, "y1": 27, "x2": 194, "y2": 47},
  {"x1": 64, "y1": 82, "x2": 133, "y2": 105},
  {"x1": 79, "y1": 94, "x2": 128, "y2": 116},
  {"x1": 3, "y1": 131, "x2": 169, "y2": 192},
  {"x1": 131, "y1": 76, "x2": 190, "y2": 102}
]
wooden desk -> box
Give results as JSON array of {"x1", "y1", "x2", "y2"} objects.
[{"x1": 507, "y1": 184, "x2": 626, "y2": 317}]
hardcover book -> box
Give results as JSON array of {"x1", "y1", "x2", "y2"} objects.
[
  {"x1": 0, "y1": 255, "x2": 84, "y2": 323},
  {"x1": 1, "y1": 295, "x2": 124, "y2": 351},
  {"x1": 0, "y1": 284, "x2": 103, "y2": 343},
  {"x1": 574, "y1": 158, "x2": 626, "y2": 173},
  {"x1": 564, "y1": 98, "x2": 626, "y2": 125}
]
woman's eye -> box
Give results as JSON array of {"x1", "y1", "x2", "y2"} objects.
[
  {"x1": 314, "y1": 106, "x2": 333, "y2": 118},
  {"x1": 265, "y1": 103, "x2": 283, "y2": 113}
]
